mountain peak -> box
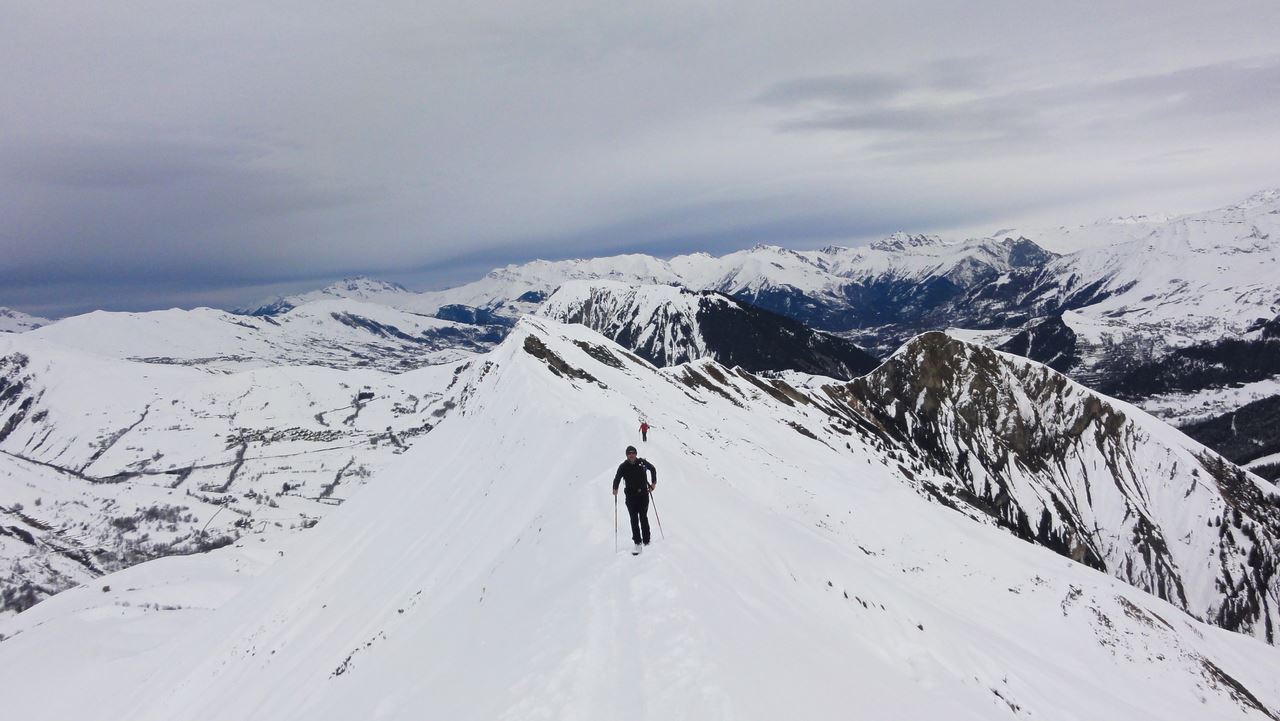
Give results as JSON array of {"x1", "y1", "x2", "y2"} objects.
[
  {"x1": 537, "y1": 280, "x2": 877, "y2": 377},
  {"x1": 236, "y1": 276, "x2": 410, "y2": 316},
  {"x1": 1226, "y1": 187, "x2": 1280, "y2": 211},
  {"x1": 868, "y1": 232, "x2": 946, "y2": 252},
  {"x1": 323, "y1": 277, "x2": 410, "y2": 294},
  {"x1": 0, "y1": 307, "x2": 53, "y2": 333}
]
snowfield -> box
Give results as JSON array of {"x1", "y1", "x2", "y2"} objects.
[
  {"x1": 30, "y1": 298, "x2": 495, "y2": 372},
  {"x1": 0, "y1": 329, "x2": 470, "y2": 615},
  {"x1": 0, "y1": 307, "x2": 51, "y2": 334},
  {"x1": 3, "y1": 318, "x2": 1279, "y2": 720}
]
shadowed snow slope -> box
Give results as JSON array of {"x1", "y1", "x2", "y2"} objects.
[
  {"x1": 835, "y1": 332, "x2": 1280, "y2": 641},
  {"x1": 537, "y1": 280, "x2": 878, "y2": 379},
  {"x1": 2, "y1": 318, "x2": 1279, "y2": 720}
]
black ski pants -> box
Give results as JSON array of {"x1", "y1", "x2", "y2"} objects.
[{"x1": 624, "y1": 490, "x2": 651, "y2": 545}]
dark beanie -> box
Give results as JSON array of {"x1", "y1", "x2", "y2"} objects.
[{"x1": 626, "y1": 445, "x2": 637, "y2": 454}]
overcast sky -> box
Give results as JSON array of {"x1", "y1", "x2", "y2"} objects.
[{"x1": 4, "y1": 1, "x2": 1279, "y2": 317}]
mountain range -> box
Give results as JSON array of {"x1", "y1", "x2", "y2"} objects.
[
  {"x1": 1, "y1": 190, "x2": 1279, "y2": 719},
  {"x1": 2, "y1": 317, "x2": 1278, "y2": 720},
  {"x1": 235, "y1": 189, "x2": 1280, "y2": 470}
]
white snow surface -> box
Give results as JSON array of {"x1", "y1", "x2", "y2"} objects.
[
  {"x1": 0, "y1": 329, "x2": 469, "y2": 615},
  {"x1": 0, "y1": 307, "x2": 52, "y2": 333},
  {"x1": 1014, "y1": 190, "x2": 1280, "y2": 342},
  {"x1": 1249, "y1": 452, "x2": 1280, "y2": 471},
  {"x1": 239, "y1": 277, "x2": 413, "y2": 315},
  {"x1": 3, "y1": 318, "x2": 1279, "y2": 720},
  {"x1": 29, "y1": 298, "x2": 486, "y2": 372},
  {"x1": 536, "y1": 280, "x2": 724, "y2": 365},
  {"x1": 1138, "y1": 376, "x2": 1280, "y2": 425},
  {"x1": 1002, "y1": 189, "x2": 1280, "y2": 254}
]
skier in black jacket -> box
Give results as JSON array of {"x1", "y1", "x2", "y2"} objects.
[{"x1": 612, "y1": 445, "x2": 657, "y2": 554}]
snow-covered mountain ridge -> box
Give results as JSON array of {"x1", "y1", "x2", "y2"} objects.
[
  {"x1": 233, "y1": 189, "x2": 1279, "y2": 443},
  {"x1": 250, "y1": 189, "x2": 1276, "y2": 372},
  {"x1": 237, "y1": 277, "x2": 412, "y2": 317},
  {"x1": 536, "y1": 280, "x2": 879, "y2": 379},
  {"x1": 2, "y1": 316, "x2": 1278, "y2": 720},
  {"x1": 30, "y1": 298, "x2": 499, "y2": 372},
  {"x1": 835, "y1": 332, "x2": 1280, "y2": 637},
  {"x1": 0, "y1": 308, "x2": 51, "y2": 334},
  {"x1": 0, "y1": 329, "x2": 469, "y2": 614}
]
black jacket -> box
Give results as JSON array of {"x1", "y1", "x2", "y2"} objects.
[{"x1": 613, "y1": 458, "x2": 657, "y2": 494}]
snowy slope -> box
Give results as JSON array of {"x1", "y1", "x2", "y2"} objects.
[
  {"x1": 994, "y1": 214, "x2": 1180, "y2": 254},
  {"x1": 958, "y1": 188, "x2": 1280, "y2": 387},
  {"x1": 537, "y1": 280, "x2": 879, "y2": 379},
  {"x1": 0, "y1": 307, "x2": 52, "y2": 333},
  {"x1": 0, "y1": 331, "x2": 468, "y2": 614},
  {"x1": 390, "y1": 254, "x2": 685, "y2": 323},
  {"x1": 1023, "y1": 190, "x2": 1280, "y2": 343},
  {"x1": 537, "y1": 280, "x2": 716, "y2": 364},
  {"x1": 836, "y1": 332, "x2": 1280, "y2": 639},
  {"x1": 237, "y1": 277, "x2": 413, "y2": 316},
  {"x1": 3, "y1": 318, "x2": 1279, "y2": 721},
  {"x1": 30, "y1": 298, "x2": 497, "y2": 372},
  {"x1": 1000, "y1": 190, "x2": 1280, "y2": 256}
]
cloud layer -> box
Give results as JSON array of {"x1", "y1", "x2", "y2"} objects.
[{"x1": 3, "y1": 2, "x2": 1279, "y2": 316}]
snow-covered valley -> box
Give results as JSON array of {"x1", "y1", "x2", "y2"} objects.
[{"x1": 0, "y1": 320, "x2": 472, "y2": 614}]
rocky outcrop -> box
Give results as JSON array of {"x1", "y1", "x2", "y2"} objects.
[{"x1": 824, "y1": 332, "x2": 1280, "y2": 641}]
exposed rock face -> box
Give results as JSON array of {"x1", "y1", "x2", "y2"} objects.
[
  {"x1": 824, "y1": 332, "x2": 1280, "y2": 640},
  {"x1": 997, "y1": 315, "x2": 1080, "y2": 372},
  {"x1": 538, "y1": 281, "x2": 879, "y2": 380}
]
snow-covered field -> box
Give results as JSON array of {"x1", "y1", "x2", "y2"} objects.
[
  {"x1": 29, "y1": 298, "x2": 493, "y2": 372},
  {"x1": 2, "y1": 318, "x2": 1278, "y2": 720},
  {"x1": 0, "y1": 329, "x2": 469, "y2": 614},
  {"x1": 1138, "y1": 377, "x2": 1280, "y2": 425},
  {"x1": 0, "y1": 308, "x2": 51, "y2": 334}
]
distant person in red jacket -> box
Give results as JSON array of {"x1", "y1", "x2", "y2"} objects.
[{"x1": 639, "y1": 421, "x2": 650, "y2": 442}]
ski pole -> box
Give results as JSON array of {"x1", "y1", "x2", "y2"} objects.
[
  {"x1": 649, "y1": 489, "x2": 665, "y2": 540},
  {"x1": 614, "y1": 494, "x2": 619, "y2": 553}
]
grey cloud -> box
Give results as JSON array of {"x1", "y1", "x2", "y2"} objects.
[
  {"x1": 0, "y1": 132, "x2": 372, "y2": 282},
  {"x1": 3, "y1": 3, "x2": 1279, "y2": 317},
  {"x1": 770, "y1": 56, "x2": 1280, "y2": 159},
  {"x1": 918, "y1": 56, "x2": 1000, "y2": 92},
  {"x1": 756, "y1": 56, "x2": 999, "y2": 106},
  {"x1": 756, "y1": 73, "x2": 910, "y2": 106},
  {"x1": 3, "y1": 134, "x2": 363, "y2": 210},
  {"x1": 5, "y1": 138, "x2": 260, "y2": 188}
]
